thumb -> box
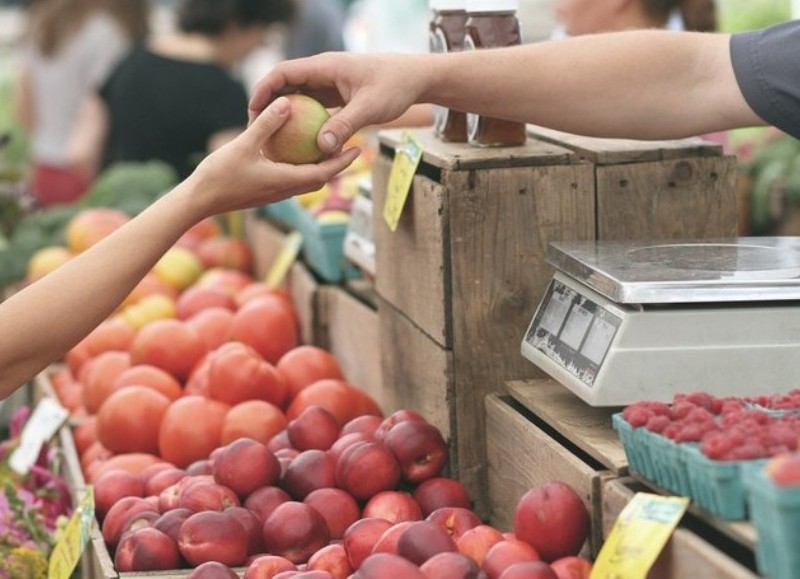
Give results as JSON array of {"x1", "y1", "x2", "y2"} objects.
[
  {"x1": 317, "y1": 99, "x2": 373, "y2": 154},
  {"x1": 245, "y1": 97, "x2": 291, "y2": 144}
]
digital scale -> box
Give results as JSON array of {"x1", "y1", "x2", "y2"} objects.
[
  {"x1": 343, "y1": 178, "x2": 376, "y2": 278},
  {"x1": 521, "y1": 238, "x2": 800, "y2": 406}
]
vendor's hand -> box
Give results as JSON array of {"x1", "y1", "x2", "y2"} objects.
[
  {"x1": 189, "y1": 96, "x2": 360, "y2": 218},
  {"x1": 248, "y1": 52, "x2": 428, "y2": 155}
]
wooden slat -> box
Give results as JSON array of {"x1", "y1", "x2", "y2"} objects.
[
  {"x1": 243, "y1": 210, "x2": 287, "y2": 281},
  {"x1": 505, "y1": 379, "x2": 628, "y2": 474},
  {"x1": 485, "y1": 393, "x2": 607, "y2": 556},
  {"x1": 527, "y1": 126, "x2": 723, "y2": 164},
  {"x1": 377, "y1": 127, "x2": 576, "y2": 170},
  {"x1": 373, "y1": 154, "x2": 450, "y2": 347},
  {"x1": 287, "y1": 262, "x2": 321, "y2": 347},
  {"x1": 596, "y1": 156, "x2": 739, "y2": 240}
]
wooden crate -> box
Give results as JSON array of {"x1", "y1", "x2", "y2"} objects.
[
  {"x1": 485, "y1": 380, "x2": 628, "y2": 556},
  {"x1": 372, "y1": 127, "x2": 736, "y2": 513},
  {"x1": 601, "y1": 478, "x2": 759, "y2": 578}
]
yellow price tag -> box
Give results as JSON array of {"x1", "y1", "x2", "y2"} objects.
[
  {"x1": 48, "y1": 487, "x2": 95, "y2": 579},
  {"x1": 227, "y1": 210, "x2": 245, "y2": 239},
  {"x1": 265, "y1": 231, "x2": 303, "y2": 289},
  {"x1": 383, "y1": 132, "x2": 423, "y2": 232},
  {"x1": 591, "y1": 493, "x2": 689, "y2": 579}
]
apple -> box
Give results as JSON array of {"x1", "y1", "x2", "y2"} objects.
[
  {"x1": 261, "y1": 94, "x2": 330, "y2": 165},
  {"x1": 114, "y1": 527, "x2": 181, "y2": 572},
  {"x1": 354, "y1": 553, "x2": 426, "y2": 579},
  {"x1": 513, "y1": 482, "x2": 589, "y2": 562},
  {"x1": 212, "y1": 438, "x2": 281, "y2": 499},
  {"x1": 335, "y1": 442, "x2": 401, "y2": 501},
  {"x1": 497, "y1": 562, "x2": 557, "y2": 579},
  {"x1": 426, "y1": 507, "x2": 481, "y2": 540},
  {"x1": 188, "y1": 561, "x2": 240, "y2": 578},
  {"x1": 101, "y1": 496, "x2": 159, "y2": 550},
  {"x1": 414, "y1": 477, "x2": 471, "y2": 517},
  {"x1": 26, "y1": 246, "x2": 73, "y2": 282},
  {"x1": 456, "y1": 524, "x2": 504, "y2": 567},
  {"x1": 482, "y1": 539, "x2": 542, "y2": 579},
  {"x1": 420, "y1": 551, "x2": 486, "y2": 579},
  {"x1": 362, "y1": 491, "x2": 423, "y2": 524},
  {"x1": 549, "y1": 556, "x2": 593, "y2": 579},
  {"x1": 66, "y1": 208, "x2": 129, "y2": 253},
  {"x1": 244, "y1": 554, "x2": 297, "y2": 578},
  {"x1": 94, "y1": 470, "x2": 144, "y2": 521},
  {"x1": 396, "y1": 520, "x2": 458, "y2": 566},
  {"x1": 262, "y1": 501, "x2": 331, "y2": 563},
  {"x1": 307, "y1": 542, "x2": 353, "y2": 579},
  {"x1": 287, "y1": 406, "x2": 341, "y2": 451},
  {"x1": 383, "y1": 420, "x2": 448, "y2": 483},
  {"x1": 343, "y1": 517, "x2": 393, "y2": 569},
  {"x1": 303, "y1": 488, "x2": 361, "y2": 540},
  {"x1": 178, "y1": 510, "x2": 249, "y2": 567},
  {"x1": 283, "y1": 449, "x2": 337, "y2": 500},
  {"x1": 245, "y1": 485, "x2": 292, "y2": 523}
]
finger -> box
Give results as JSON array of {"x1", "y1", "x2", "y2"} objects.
[
  {"x1": 317, "y1": 100, "x2": 378, "y2": 155},
  {"x1": 245, "y1": 97, "x2": 291, "y2": 144}
]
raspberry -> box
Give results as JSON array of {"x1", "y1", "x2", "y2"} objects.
[
  {"x1": 640, "y1": 401, "x2": 671, "y2": 417},
  {"x1": 670, "y1": 401, "x2": 696, "y2": 421},
  {"x1": 674, "y1": 423, "x2": 706, "y2": 443},
  {"x1": 726, "y1": 443, "x2": 768, "y2": 461},
  {"x1": 662, "y1": 424, "x2": 681, "y2": 440},
  {"x1": 645, "y1": 415, "x2": 670, "y2": 433},
  {"x1": 685, "y1": 407, "x2": 715, "y2": 424},
  {"x1": 623, "y1": 407, "x2": 652, "y2": 428},
  {"x1": 701, "y1": 433, "x2": 734, "y2": 460},
  {"x1": 684, "y1": 392, "x2": 719, "y2": 412}
]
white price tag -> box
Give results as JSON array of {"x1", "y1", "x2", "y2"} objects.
[{"x1": 9, "y1": 397, "x2": 68, "y2": 475}]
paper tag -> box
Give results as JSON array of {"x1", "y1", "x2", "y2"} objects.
[
  {"x1": 48, "y1": 487, "x2": 95, "y2": 579},
  {"x1": 9, "y1": 397, "x2": 68, "y2": 475},
  {"x1": 265, "y1": 230, "x2": 303, "y2": 289},
  {"x1": 383, "y1": 132, "x2": 423, "y2": 232},
  {"x1": 591, "y1": 493, "x2": 689, "y2": 579}
]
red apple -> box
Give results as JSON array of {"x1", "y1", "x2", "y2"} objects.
[
  {"x1": 335, "y1": 442, "x2": 401, "y2": 500},
  {"x1": 244, "y1": 554, "x2": 297, "y2": 578},
  {"x1": 426, "y1": 507, "x2": 482, "y2": 540},
  {"x1": 456, "y1": 524, "x2": 504, "y2": 567},
  {"x1": 114, "y1": 527, "x2": 181, "y2": 572},
  {"x1": 343, "y1": 517, "x2": 393, "y2": 569},
  {"x1": 414, "y1": 477, "x2": 471, "y2": 517},
  {"x1": 513, "y1": 482, "x2": 589, "y2": 563},
  {"x1": 188, "y1": 561, "x2": 240, "y2": 578},
  {"x1": 283, "y1": 449, "x2": 337, "y2": 500},
  {"x1": 383, "y1": 420, "x2": 448, "y2": 483},
  {"x1": 245, "y1": 486, "x2": 292, "y2": 523},
  {"x1": 260, "y1": 94, "x2": 330, "y2": 165},
  {"x1": 262, "y1": 501, "x2": 331, "y2": 564},
  {"x1": 483, "y1": 539, "x2": 542, "y2": 579},
  {"x1": 95, "y1": 470, "x2": 144, "y2": 521},
  {"x1": 178, "y1": 510, "x2": 249, "y2": 567},
  {"x1": 307, "y1": 542, "x2": 353, "y2": 579},
  {"x1": 355, "y1": 553, "x2": 426, "y2": 579},
  {"x1": 213, "y1": 438, "x2": 281, "y2": 499},
  {"x1": 549, "y1": 556, "x2": 593, "y2": 579},
  {"x1": 497, "y1": 562, "x2": 557, "y2": 579},
  {"x1": 303, "y1": 488, "x2": 361, "y2": 540},
  {"x1": 362, "y1": 491, "x2": 423, "y2": 524},
  {"x1": 287, "y1": 405, "x2": 341, "y2": 451},
  {"x1": 420, "y1": 551, "x2": 486, "y2": 579},
  {"x1": 397, "y1": 520, "x2": 458, "y2": 566}
]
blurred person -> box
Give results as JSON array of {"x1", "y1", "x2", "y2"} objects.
[
  {"x1": 283, "y1": 0, "x2": 346, "y2": 60},
  {"x1": 554, "y1": 0, "x2": 682, "y2": 37},
  {"x1": 0, "y1": 96, "x2": 360, "y2": 400},
  {"x1": 680, "y1": 0, "x2": 716, "y2": 33},
  {"x1": 69, "y1": 0, "x2": 295, "y2": 182},
  {"x1": 13, "y1": 0, "x2": 149, "y2": 207}
]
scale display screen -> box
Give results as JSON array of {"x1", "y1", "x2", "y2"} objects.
[{"x1": 524, "y1": 278, "x2": 622, "y2": 387}]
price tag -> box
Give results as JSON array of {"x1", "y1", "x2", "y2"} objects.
[
  {"x1": 48, "y1": 487, "x2": 95, "y2": 579},
  {"x1": 9, "y1": 397, "x2": 68, "y2": 475},
  {"x1": 264, "y1": 230, "x2": 303, "y2": 289},
  {"x1": 591, "y1": 492, "x2": 689, "y2": 579},
  {"x1": 227, "y1": 210, "x2": 245, "y2": 239},
  {"x1": 383, "y1": 132, "x2": 423, "y2": 232}
]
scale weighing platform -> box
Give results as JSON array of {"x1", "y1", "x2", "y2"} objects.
[{"x1": 521, "y1": 237, "x2": 800, "y2": 406}]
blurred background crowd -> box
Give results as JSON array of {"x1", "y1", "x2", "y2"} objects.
[{"x1": 0, "y1": 0, "x2": 798, "y2": 240}]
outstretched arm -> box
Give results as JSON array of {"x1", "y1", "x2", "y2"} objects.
[
  {"x1": 0, "y1": 97, "x2": 359, "y2": 399},
  {"x1": 249, "y1": 30, "x2": 764, "y2": 153}
]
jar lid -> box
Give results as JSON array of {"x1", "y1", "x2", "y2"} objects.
[
  {"x1": 466, "y1": 0, "x2": 518, "y2": 12},
  {"x1": 429, "y1": 0, "x2": 467, "y2": 10}
]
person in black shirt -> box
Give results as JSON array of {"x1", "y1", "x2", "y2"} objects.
[{"x1": 70, "y1": 0, "x2": 294, "y2": 180}]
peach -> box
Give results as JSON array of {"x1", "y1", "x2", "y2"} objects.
[
  {"x1": 335, "y1": 442, "x2": 401, "y2": 501},
  {"x1": 196, "y1": 236, "x2": 253, "y2": 272},
  {"x1": 397, "y1": 520, "x2": 458, "y2": 566},
  {"x1": 187, "y1": 307, "x2": 235, "y2": 352},
  {"x1": 374, "y1": 410, "x2": 427, "y2": 442},
  {"x1": 188, "y1": 561, "x2": 240, "y2": 578},
  {"x1": 766, "y1": 452, "x2": 800, "y2": 486},
  {"x1": 307, "y1": 543, "x2": 353, "y2": 579},
  {"x1": 178, "y1": 510, "x2": 249, "y2": 567},
  {"x1": 419, "y1": 551, "x2": 485, "y2": 579},
  {"x1": 414, "y1": 477, "x2": 471, "y2": 517},
  {"x1": 356, "y1": 553, "x2": 426, "y2": 578},
  {"x1": 283, "y1": 449, "x2": 337, "y2": 500},
  {"x1": 497, "y1": 562, "x2": 557, "y2": 579},
  {"x1": 343, "y1": 517, "x2": 393, "y2": 569},
  {"x1": 152, "y1": 508, "x2": 193, "y2": 543},
  {"x1": 262, "y1": 501, "x2": 330, "y2": 564},
  {"x1": 261, "y1": 94, "x2": 330, "y2": 165},
  {"x1": 114, "y1": 527, "x2": 181, "y2": 572},
  {"x1": 245, "y1": 486, "x2": 292, "y2": 523},
  {"x1": 144, "y1": 467, "x2": 187, "y2": 497},
  {"x1": 94, "y1": 470, "x2": 144, "y2": 521},
  {"x1": 101, "y1": 496, "x2": 159, "y2": 550},
  {"x1": 426, "y1": 507, "x2": 482, "y2": 540},
  {"x1": 212, "y1": 438, "x2": 281, "y2": 499},
  {"x1": 226, "y1": 506, "x2": 266, "y2": 556},
  {"x1": 287, "y1": 406, "x2": 341, "y2": 451},
  {"x1": 456, "y1": 524, "x2": 504, "y2": 567},
  {"x1": 341, "y1": 415, "x2": 383, "y2": 438},
  {"x1": 244, "y1": 554, "x2": 297, "y2": 578},
  {"x1": 176, "y1": 285, "x2": 237, "y2": 320},
  {"x1": 327, "y1": 432, "x2": 373, "y2": 464},
  {"x1": 303, "y1": 488, "x2": 360, "y2": 540},
  {"x1": 177, "y1": 480, "x2": 240, "y2": 512},
  {"x1": 550, "y1": 556, "x2": 593, "y2": 579},
  {"x1": 362, "y1": 491, "x2": 423, "y2": 524},
  {"x1": 371, "y1": 521, "x2": 415, "y2": 555},
  {"x1": 483, "y1": 539, "x2": 542, "y2": 579},
  {"x1": 384, "y1": 420, "x2": 448, "y2": 483}
]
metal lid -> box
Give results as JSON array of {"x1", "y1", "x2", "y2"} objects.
[
  {"x1": 547, "y1": 237, "x2": 800, "y2": 304},
  {"x1": 466, "y1": 0, "x2": 518, "y2": 13}
]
